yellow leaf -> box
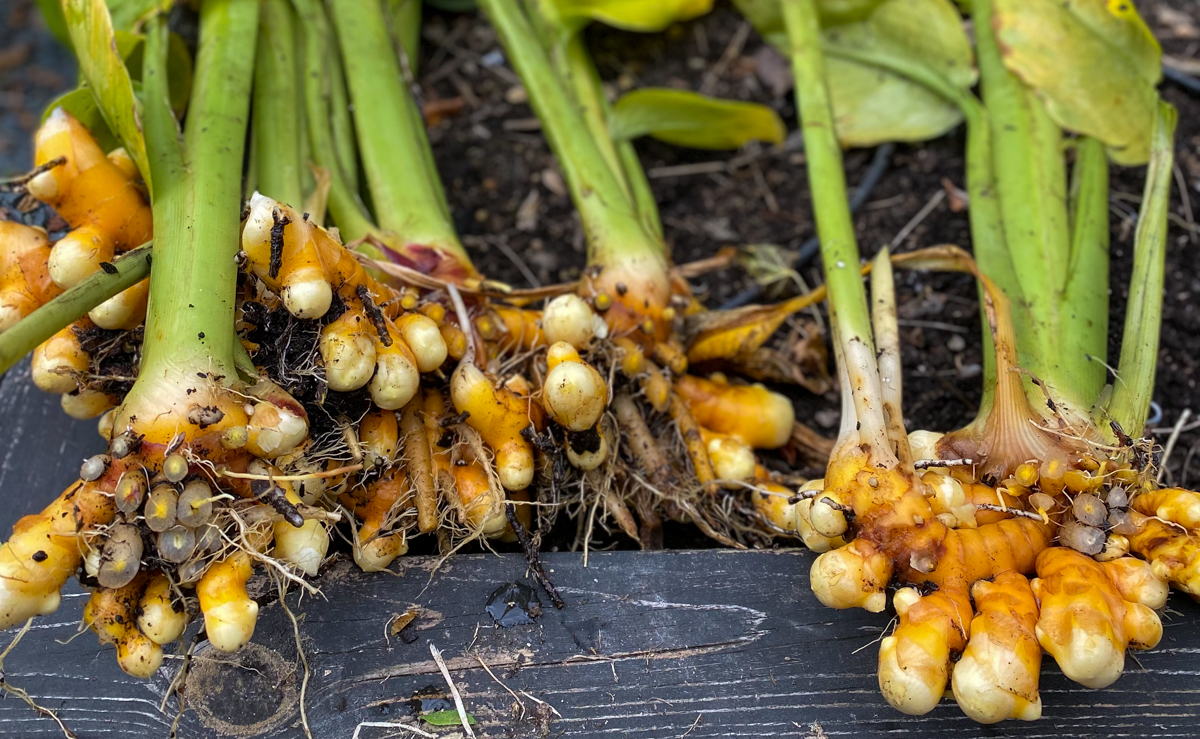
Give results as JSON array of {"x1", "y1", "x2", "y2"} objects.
[
  {"x1": 610, "y1": 88, "x2": 785, "y2": 150},
  {"x1": 62, "y1": 0, "x2": 152, "y2": 191},
  {"x1": 551, "y1": 0, "x2": 713, "y2": 33},
  {"x1": 993, "y1": 0, "x2": 1162, "y2": 165}
]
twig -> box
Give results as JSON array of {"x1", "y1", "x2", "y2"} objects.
[
  {"x1": 890, "y1": 189, "x2": 946, "y2": 249},
  {"x1": 492, "y1": 238, "x2": 542, "y2": 288},
  {"x1": 975, "y1": 503, "x2": 1044, "y2": 521},
  {"x1": 518, "y1": 690, "x2": 562, "y2": 718},
  {"x1": 352, "y1": 721, "x2": 436, "y2": 739},
  {"x1": 505, "y1": 502, "x2": 565, "y2": 609},
  {"x1": 680, "y1": 713, "x2": 704, "y2": 738},
  {"x1": 700, "y1": 22, "x2": 751, "y2": 95},
  {"x1": 217, "y1": 464, "x2": 363, "y2": 481},
  {"x1": 0, "y1": 619, "x2": 76, "y2": 738},
  {"x1": 0, "y1": 157, "x2": 66, "y2": 190},
  {"x1": 430, "y1": 643, "x2": 476, "y2": 738},
  {"x1": 277, "y1": 578, "x2": 313, "y2": 739},
  {"x1": 475, "y1": 652, "x2": 525, "y2": 720},
  {"x1": 1175, "y1": 163, "x2": 1196, "y2": 246},
  {"x1": 1159, "y1": 409, "x2": 1192, "y2": 484}
]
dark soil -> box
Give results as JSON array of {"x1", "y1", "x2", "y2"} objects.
[
  {"x1": 4, "y1": 0, "x2": 1200, "y2": 548},
  {"x1": 417, "y1": 0, "x2": 1200, "y2": 495}
]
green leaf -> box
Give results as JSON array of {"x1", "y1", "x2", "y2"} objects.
[
  {"x1": 40, "y1": 88, "x2": 120, "y2": 151},
  {"x1": 62, "y1": 0, "x2": 152, "y2": 191},
  {"x1": 824, "y1": 56, "x2": 962, "y2": 147},
  {"x1": 550, "y1": 0, "x2": 713, "y2": 33},
  {"x1": 992, "y1": 0, "x2": 1162, "y2": 165},
  {"x1": 610, "y1": 88, "x2": 785, "y2": 149},
  {"x1": 114, "y1": 32, "x2": 194, "y2": 117},
  {"x1": 107, "y1": 0, "x2": 171, "y2": 31},
  {"x1": 732, "y1": 0, "x2": 886, "y2": 40},
  {"x1": 821, "y1": 0, "x2": 974, "y2": 146},
  {"x1": 738, "y1": 0, "x2": 972, "y2": 147},
  {"x1": 421, "y1": 709, "x2": 477, "y2": 726},
  {"x1": 34, "y1": 0, "x2": 71, "y2": 47}
]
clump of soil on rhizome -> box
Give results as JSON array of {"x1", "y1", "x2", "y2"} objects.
[{"x1": 416, "y1": 0, "x2": 1200, "y2": 550}]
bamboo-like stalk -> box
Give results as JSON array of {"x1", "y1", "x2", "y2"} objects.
[
  {"x1": 1108, "y1": 102, "x2": 1178, "y2": 437},
  {"x1": 0, "y1": 245, "x2": 151, "y2": 376},
  {"x1": 782, "y1": 0, "x2": 892, "y2": 464},
  {"x1": 136, "y1": 0, "x2": 258, "y2": 377}
]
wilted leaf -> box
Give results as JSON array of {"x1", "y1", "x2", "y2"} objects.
[
  {"x1": 421, "y1": 709, "x2": 477, "y2": 726},
  {"x1": 550, "y1": 0, "x2": 713, "y2": 33},
  {"x1": 610, "y1": 88, "x2": 785, "y2": 149},
  {"x1": 62, "y1": 0, "x2": 152, "y2": 190},
  {"x1": 993, "y1": 0, "x2": 1162, "y2": 165},
  {"x1": 41, "y1": 88, "x2": 120, "y2": 152}
]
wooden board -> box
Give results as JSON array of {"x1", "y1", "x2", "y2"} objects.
[{"x1": 2, "y1": 365, "x2": 1200, "y2": 739}]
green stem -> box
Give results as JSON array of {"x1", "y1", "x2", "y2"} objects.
[
  {"x1": 386, "y1": 0, "x2": 422, "y2": 76},
  {"x1": 533, "y1": 0, "x2": 661, "y2": 238},
  {"x1": 824, "y1": 41, "x2": 1011, "y2": 418},
  {"x1": 254, "y1": 0, "x2": 304, "y2": 206},
  {"x1": 1107, "y1": 102, "x2": 1177, "y2": 438},
  {"x1": 139, "y1": 0, "x2": 258, "y2": 375},
  {"x1": 974, "y1": 0, "x2": 1087, "y2": 412},
  {"x1": 480, "y1": 0, "x2": 660, "y2": 266},
  {"x1": 0, "y1": 245, "x2": 151, "y2": 376},
  {"x1": 783, "y1": 0, "x2": 891, "y2": 461},
  {"x1": 563, "y1": 33, "x2": 663, "y2": 239},
  {"x1": 1062, "y1": 136, "x2": 1110, "y2": 405},
  {"x1": 326, "y1": 24, "x2": 359, "y2": 195},
  {"x1": 328, "y1": 0, "x2": 468, "y2": 263},
  {"x1": 291, "y1": 0, "x2": 373, "y2": 240}
]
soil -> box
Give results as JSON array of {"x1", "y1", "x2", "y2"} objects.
[
  {"x1": 415, "y1": 0, "x2": 1200, "y2": 495},
  {"x1": 3, "y1": 0, "x2": 1200, "y2": 550}
]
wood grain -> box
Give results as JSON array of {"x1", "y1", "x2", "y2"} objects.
[{"x1": 1, "y1": 370, "x2": 1199, "y2": 738}]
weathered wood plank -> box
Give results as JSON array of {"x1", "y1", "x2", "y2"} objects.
[
  {"x1": 0, "y1": 359, "x2": 104, "y2": 533},
  {"x1": 1, "y1": 372, "x2": 1199, "y2": 738},
  {"x1": 0, "y1": 551, "x2": 1198, "y2": 739}
]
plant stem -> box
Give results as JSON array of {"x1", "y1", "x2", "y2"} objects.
[
  {"x1": 530, "y1": 0, "x2": 661, "y2": 238},
  {"x1": 385, "y1": 0, "x2": 422, "y2": 76},
  {"x1": 783, "y1": 0, "x2": 891, "y2": 462},
  {"x1": 254, "y1": 0, "x2": 304, "y2": 207},
  {"x1": 1107, "y1": 102, "x2": 1177, "y2": 438},
  {"x1": 291, "y1": 0, "x2": 373, "y2": 241},
  {"x1": 974, "y1": 0, "x2": 1088, "y2": 413},
  {"x1": 1062, "y1": 136, "x2": 1110, "y2": 404},
  {"x1": 328, "y1": 0, "x2": 468, "y2": 263},
  {"x1": 138, "y1": 0, "x2": 258, "y2": 376},
  {"x1": 823, "y1": 40, "x2": 1011, "y2": 417},
  {"x1": 479, "y1": 0, "x2": 660, "y2": 267},
  {"x1": 562, "y1": 32, "x2": 662, "y2": 238},
  {"x1": 0, "y1": 245, "x2": 151, "y2": 376}
]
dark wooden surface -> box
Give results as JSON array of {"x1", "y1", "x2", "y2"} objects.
[{"x1": 2, "y1": 364, "x2": 1200, "y2": 739}]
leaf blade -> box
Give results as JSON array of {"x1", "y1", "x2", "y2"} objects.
[
  {"x1": 552, "y1": 0, "x2": 713, "y2": 32},
  {"x1": 61, "y1": 0, "x2": 152, "y2": 190},
  {"x1": 610, "y1": 88, "x2": 785, "y2": 150},
  {"x1": 993, "y1": 0, "x2": 1162, "y2": 164}
]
